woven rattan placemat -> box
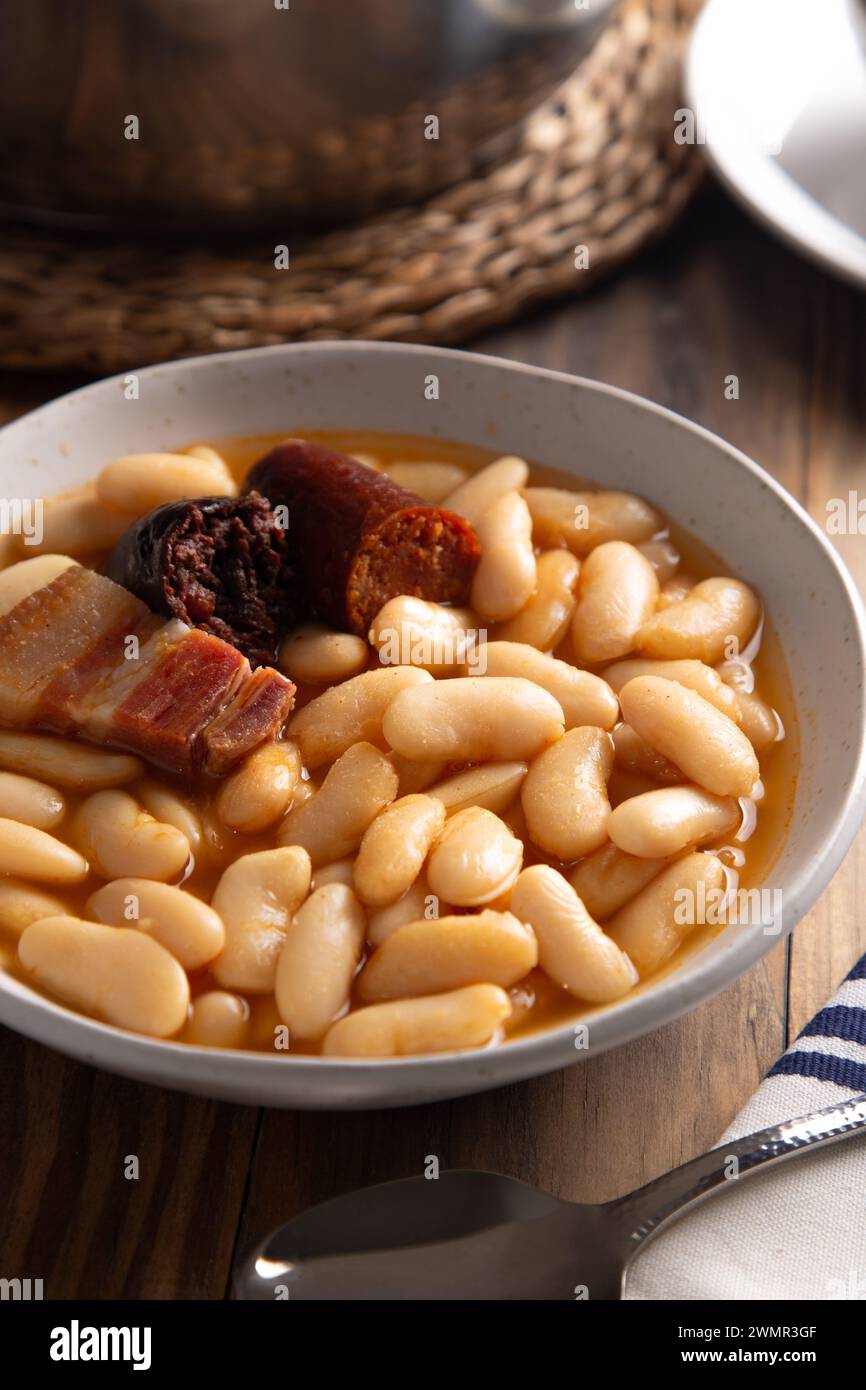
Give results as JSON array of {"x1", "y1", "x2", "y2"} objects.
[{"x1": 0, "y1": 0, "x2": 703, "y2": 373}]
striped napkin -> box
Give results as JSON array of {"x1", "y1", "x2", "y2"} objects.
[{"x1": 624, "y1": 954, "x2": 866, "y2": 1301}]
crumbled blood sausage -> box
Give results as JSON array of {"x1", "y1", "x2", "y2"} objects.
[
  {"x1": 105, "y1": 492, "x2": 293, "y2": 667},
  {"x1": 245, "y1": 440, "x2": 480, "y2": 636}
]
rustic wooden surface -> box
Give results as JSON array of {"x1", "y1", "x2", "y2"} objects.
[{"x1": 0, "y1": 183, "x2": 863, "y2": 1299}]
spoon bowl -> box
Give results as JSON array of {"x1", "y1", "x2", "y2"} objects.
[{"x1": 237, "y1": 1171, "x2": 620, "y2": 1301}]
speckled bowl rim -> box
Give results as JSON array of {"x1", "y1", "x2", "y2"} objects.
[{"x1": 0, "y1": 341, "x2": 864, "y2": 1110}]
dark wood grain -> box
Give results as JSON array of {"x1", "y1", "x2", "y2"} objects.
[{"x1": 0, "y1": 184, "x2": 863, "y2": 1298}]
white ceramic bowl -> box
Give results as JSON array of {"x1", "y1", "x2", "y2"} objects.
[{"x1": 1, "y1": 343, "x2": 864, "y2": 1109}]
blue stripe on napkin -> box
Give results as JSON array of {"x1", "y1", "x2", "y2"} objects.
[
  {"x1": 765, "y1": 952, "x2": 866, "y2": 1093},
  {"x1": 800, "y1": 1005, "x2": 866, "y2": 1045},
  {"x1": 768, "y1": 1050, "x2": 866, "y2": 1092}
]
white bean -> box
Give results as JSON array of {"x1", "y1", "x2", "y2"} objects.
[
  {"x1": 570, "y1": 843, "x2": 669, "y2": 921},
  {"x1": 428, "y1": 762, "x2": 528, "y2": 818},
  {"x1": 211, "y1": 845, "x2": 311, "y2": 992},
  {"x1": 522, "y1": 487, "x2": 662, "y2": 554},
  {"x1": 354, "y1": 794, "x2": 445, "y2": 908},
  {"x1": 277, "y1": 742, "x2": 399, "y2": 866},
  {"x1": 0, "y1": 732, "x2": 142, "y2": 789},
  {"x1": 135, "y1": 780, "x2": 203, "y2": 855},
  {"x1": 638, "y1": 537, "x2": 680, "y2": 582},
  {"x1": 657, "y1": 574, "x2": 695, "y2": 609},
  {"x1": 471, "y1": 491, "x2": 536, "y2": 621},
  {"x1": 74, "y1": 791, "x2": 190, "y2": 882},
  {"x1": 443, "y1": 456, "x2": 529, "y2": 526},
  {"x1": 493, "y1": 550, "x2": 580, "y2": 650},
  {"x1": 196, "y1": 806, "x2": 229, "y2": 862},
  {"x1": 521, "y1": 727, "x2": 613, "y2": 861},
  {"x1": 0, "y1": 817, "x2": 88, "y2": 883},
  {"x1": 383, "y1": 676, "x2": 564, "y2": 763},
  {"x1": 603, "y1": 657, "x2": 740, "y2": 721},
  {"x1": 572, "y1": 541, "x2": 658, "y2": 665},
  {"x1": 366, "y1": 874, "x2": 444, "y2": 948},
  {"x1": 312, "y1": 858, "x2": 356, "y2": 889},
  {"x1": 0, "y1": 878, "x2": 67, "y2": 936},
  {"x1": 607, "y1": 852, "x2": 726, "y2": 976},
  {"x1": 216, "y1": 741, "x2": 301, "y2": 833},
  {"x1": 289, "y1": 777, "x2": 317, "y2": 810},
  {"x1": 95, "y1": 451, "x2": 237, "y2": 512},
  {"x1": 358, "y1": 909, "x2": 537, "y2": 1000},
  {"x1": 369, "y1": 597, "x2": 478, "y2": 675},
  {"x1": 278, "y1": 625, "x2": 369, "y2": 686},
  {"x1": 637, "y1": 577, "x2": 760, "y2": 664},
  {"x1": 510, "y1": 865, "x2": 637, "y2": 1002},
  {"x1": 289, "y1": 666, "x2": 432, "y2": 768},
  {"x1": 86, "y1": 877, "x2": 225, "y2": 971},
  {"x1": 619, "y1": 676, "x2": 759, "y2": 797},
  {"x1": 427, "y1": 807, "x2": 523, "y2": 907},
  {"x1": 18, "y1": 915, "x2": 189, "y2": 1037},
  {"x1": 184, "y1": 991, "x2": 249, "y2": 1049},
  {"x1": 323, "y1": 984, "x2": 511, "y2": 1057},
  {"x1": 0, "y1": 771, "x2": 65, "y2": 830},
  {"x1": 183, "y1": 444, "x2": 230, "y2": 466},
  {"x1": 275, "y1": 883, "x2": 366, "y2": 1039},
  {"x1": 608, "y1": 785, "x2": 740, "y2": 858},
  {"x1": 386, "y1": 461, "x2": 469, "y2": 502},
  {"x1": 734, "y1": 690, "x2": 783, "y2": 751},
  {"x1": 24, "y1": 485, "x2": 134, "y2": 558},
  {"x1": 479, "y1": 641, "x2": 618, "y2": 729}
]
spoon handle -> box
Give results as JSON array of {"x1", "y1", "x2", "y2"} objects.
[{"x1": 609, "y1": 1091, "x2": 866, "y2": 1256}]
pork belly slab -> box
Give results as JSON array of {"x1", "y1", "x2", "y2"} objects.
[{"x1": 0, "y1": 559, "x2": 295, "y2": 775}]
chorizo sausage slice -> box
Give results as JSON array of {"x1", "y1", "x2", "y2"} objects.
[{"x1": 245, "y1": 440, "x2": 480, "y2": 637}]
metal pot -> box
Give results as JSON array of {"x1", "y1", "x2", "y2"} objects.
[{"x1": 0, "y1": 0, "x2": 616, "y2": 234}]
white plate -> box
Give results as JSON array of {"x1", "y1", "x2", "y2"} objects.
[
  {"x1": 0, "y1": 342, "x2": 864, "y2": 1109},
  {"x1": 686, "y1": 0, "x2": 866, "y2": 289}
]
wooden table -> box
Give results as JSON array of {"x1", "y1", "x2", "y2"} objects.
[{"x1": 1, "y1": 184, "x2": 864, "y2": 1299}]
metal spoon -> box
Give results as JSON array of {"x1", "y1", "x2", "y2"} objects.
[{"x1": 235, "y1": 1092, "x2": 866, "y2": 1300}]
